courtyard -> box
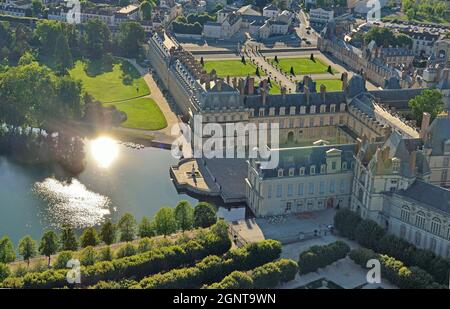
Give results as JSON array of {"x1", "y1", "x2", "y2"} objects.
[
  {"x1": 269, "y1": 57, "x2": 337, "y2": 75},
  {"x1": 203, "y1": 59, "x2": 266, "y2": 77},
  {"x1": 315, "y1": 79, "x2": 343, "y2": 91}
]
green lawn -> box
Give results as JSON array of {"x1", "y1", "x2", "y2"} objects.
[
  {"x1": 108, "y1": 98, "x2": 167, "y2": 130},
  {"x1": 270, "y1": 57, "x2": 336, "y2": 75},
  {"x1": 203, "y1": 60, "x2": 265, "y2": 77},
  {"x1": 269, "y1": 82, "x2": 281, "y2": 94},
  {"x1": 315, "y1": 79, "x2": 343, "y2": 92},
  {"x1": 69, "y1": 59, "x2": 150, "y2": 103}
]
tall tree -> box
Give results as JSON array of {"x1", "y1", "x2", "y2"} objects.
[
  {"x1": 140, "y1": 1, "x2": 153, "y2": 21},
  {"x1": 138, "y1": 216, "x2": 155, "y2": 238},
  {"x1": 18, "y1": 236, "x2": 37, "y2": 267},
  {"x1": 100, "y1": 220, "x2": 116, "y2": 245},
  {"x1": 83, "y1": 19, "x2": 111, "y2": 59},
  {"x1": 408, "y1": 89, "x2": 444, "y2": 124},
  {"x1": 193, "y1": 202, "x2": 217, "y2": 228},
  {"x1": 60, "y1": 227, "x2": 78, "y2": 251},
  {"x1": 39, "y1": 230, "x2": 59, "y2": 266},
  {"x1": 0, "y1": 237, "x2": 15, "y2": 263},
  {"x1": 80, "y1": 227, "x2": 100, "y2": 248},
  {"x1": 117, "y1": 21, "x2": 145, "y2": 58},
  {"x1": 53, "y1": 33, "x2": 73, "y2": 74},
  {"x1": 174, "y1": 200, "x2": 194, "y2": 232},
  {"x1": 118, "y1": 213, "x2": 137, "y2": 242},
  {"x1": 154, "y1": 208, "x2": 177, "y2": 236}
]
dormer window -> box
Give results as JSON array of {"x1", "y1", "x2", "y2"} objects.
[
  {"x1": 289, "y1": 168, "x2": 294, "y2": 176},
  {"x1": 259, "y1": 108, "x2": 265, "y2": 117},
  {"x1": 299, "y1": 167, "x2": 305, "y2": 176},
  {"x1": 310, "y1": 166, "x2": 316, "y2": 175},
  {"x1": 278, "y1": 169, "x2": 284, "y2": 177},
  {"x1": 320, "y1": 164, "x2": 326, "y2": 174},
  {"x1": 392, "y1": 158, "x2": 400, "y2": 173},
  {"x1": 342, "y1": 162, "x2": 347, "y2": 170},
  {"x1": 330, "y1": 104, "x2": 336, "y2": 113}
]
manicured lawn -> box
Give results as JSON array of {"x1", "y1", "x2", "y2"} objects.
[
  {"x1": 108, "y1": 98, "x2": 167, "y2": 130},
  {"x1": 270, "y1": 57, "x2": 336, "y2": 75},
  {"x1": 203, "y1": 60, "x2": 265, "y2": 77},
  {"x1": 269, "y1": 82, "x2": 281, "y2": 94},
  {"x1": 315, "y1": 79, "x2": 343, "y2": 92},
  {"x1": 69, "y1": 59, "x2": 150, "y2": 103}
]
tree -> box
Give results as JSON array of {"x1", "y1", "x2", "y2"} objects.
[
  {"x1": 54, "y1": 33, "x2": 73, "y2": 74},
  {"x1": 118, "y1": 213, "x2": 137, "y2": 242},
  {"x1": 83, "y1": 18, "x2": 111, "y2": 59},
  {"x1": 140, "y1": 1, "x2": 153, "y2": 21},
  {"x1": 138, "y1": 216, "x2": 155, "y2": 238},
  {"x1": 310, "y1": 53, "x2": 314, "y2": 61},
  {"x1": 31, "y1": 0, "x2": 43, "y2": 17},
  {"x1": 18, "y1": 236, "x2": 37, "y2": 267},
  {"x1": 327, "y1": 65, "x2": 332, "y2": 74},
  {"x1": 408, "y1": 89, "x2": 444, "y2": 125},
  {"x1": 117, "y1": 21, "x2": 145, "y2": 58},
  {"x1": 333, "y1": 209, "x2": 361, "y2": 239},
  {"x1": 193, "y1": 202, "x2": 217, "y2": 228},
  {"x1": 200, "y1": 56, "x2": 204, "y2": 66},
  {"x1": 154, "y1": 207, "x2": 178, "y2": 236},
  {"x1": 256, "y1": 67, "x2": 260, "y2": 77},
  {"x1": 354, "y1": 219, "x2": 386, "y2": 250},
  {"x1": 80, "y1": 227, "x2": 100, "y2": 248},
  {"x1": 174, "y1": 200, "x2": 194, "y2": 232},
  {"x1": 39, "y1": 230, "x2": 59, "y2": 266},
  {"x1": 241, "y1": 55, "x2": 245, "y2": 64},
  {"x1": 0, "y1": 236, "x2": 15, "y2": 263},
  {"x1": 0, "y1": 263, "x2": 10, "y2": 282},
  {"x1": 98, "y1": 246, "x2": 113, "y2": 261},
  {"x1": 100, "y1": 219, "x2": 116, "y2": 245},
  {"x1": 274, "y1": 55, "x2": 279, "y2": 63},
  {"x1": 80, "y1": 246, "x2": 96, "y2": 266},
  {"x1": 60, "y1": 227, "x2": 78, "y2": 251},
  {"x1": 290, "y1": 66, "x2": 295, "y2": 76}
]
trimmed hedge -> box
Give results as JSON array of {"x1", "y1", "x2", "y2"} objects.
[
  {"x1": 132, "y1": 239, "x2": 282, "y2": 289},
  {"x1": 334, "y1": 210, "x2": 450, "y2": 285},
  {"x1": 1, "y1": 222, "x2": 231, "y2": 289},
  {"x1": 298, "y1": 241, "x2": 350, "y2": 274},
  {"x1": 349, "y1": 248, "x2": 447, "y2": 289},
  {"x1": 207, "y1": 259, "x2": 298, "y2": 289}
]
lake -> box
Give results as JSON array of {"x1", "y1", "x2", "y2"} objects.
[{"x1": 0, "y1": 137, "x2": 198, "y2": 244}]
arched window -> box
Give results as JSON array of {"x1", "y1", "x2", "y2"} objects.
[
  {"x1": 400, "y1": 225, "x2": 406, "y2": 238},
  {"x1": 415, "y1": 211, "x2": 426, "y2": 229},
  {"x1": 400, "y1": 206, "x2": 410, "y2": 222},
  {"x1": 415, "y1": 231, "x2": 421, "y2": 246},
  {"x1": 431, "y1": 218, "x2": 441, "y2": 236}
]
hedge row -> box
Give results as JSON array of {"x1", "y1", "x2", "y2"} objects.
[
  {"x1": 334, "y1": 209, "x2": 450, "y2": 284},
  {"x1": 1, "y1": 222, "x2": 231, "y2": 289},
  {"x1": 131, "y1": 239, "x2": 282, "y2": 289},
  {"x1": 298, "y1": 241, "x2": 350, "y2": 274},
  {"x1": 207, "y1": 259, "x2": 298, "y2": 289},
  {"x1": 349, "y1": 248, "x2": 446, "y2": 289}
]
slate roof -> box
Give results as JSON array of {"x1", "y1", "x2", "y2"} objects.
[
  {"x1": 257, "y1": 144, "x2": 356, "y2": 178},
  {"x1": 424, "y1": 115, "x2": 450, "y2": 156},
  {"x1": 395, "y1": 180, "x2": 450, "y2": 214},
  {"x1": 368, "y1": 89, "x2": 424, "y2": 110}
]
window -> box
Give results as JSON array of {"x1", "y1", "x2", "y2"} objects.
[
  {"x1": 330, "y1": 180, "x2": 335, "y2": 193},
  {"x1": 308, "y1": 183, "x2": 315, "y2": 195},
  {"x1": 307, "y1": 200, "x2": 314, "y2": 210},
  {"x1": 415, "y1": 211, "x2": 426, "y2": 229},
  {"x1": 278, "y1": 169, "x2": 284, "y2": 177},
  {"x1": 286, "y1": 202, "x2": 292, "y2": 212},
  {"x1": 267, "y1": 185, "x2": 272, "y2": 199},
  {"x1": 340, "y1": 180, "x2": 346, "y2": 193},
  {"x1": 330, "y1": 116, "x2": 334, "y2": 125},
  {"x1": 429, "y1": 238, "x2": 437, "y2": 252},
  {"x1": 299, "y1": 118, "x2": 304, "y2": 128},
  {"x1": 392, "y1": 158, "x2": 400, "y2": 173},
  {"x1": 276, "y1": 184, "x2": 282, "y2": 198},
  {"x1": 259, "y1": 109, "x2": 265, "y2": 117},
  {"x1": 400, "y1": 225, "x2": 406, "y2": 238},
  {"x1": 309, "y1": 118, "x2": 314, "y2": 127},
  {"x1": 331, "y1": 161, "x2": 336, "y2": 170},
  {"x1": 318, "y1": 200, "x2": 324, "y2": 208},
  {"x1": 320, "y1": 164, "x2": 326, "y2": 174},
  {"x1": 342, "y1": 162, "x2": 347, "y2": 170},
  {"x1": 415, "y1": 231, "x2": 421, "y2": 246},
  {"x1": 289, "y1": 168, "x2": 294, "y2": 176},
  {"x1": 310, "y1": 166, "x2": 316, "y2": 175},
  {"x1": 298, "y1": 183, "x2": 304, "y2": 196},
  {"x1": 287, "y1": 184, "x2": 293, "y2": 197},
  {"x1": 319, "y1": 181, "x2": 325, "y2": 194},
  {"x1": 443, "y1": 157, "x2": 449, "y2": 167},
  {"x1": 299, "y1": 167, "x2": 305, "y2": 176},
  {"x1": 400, "y1": 206, "x2": 410, "y2": 222},
  {"x1": 431, "y1": 218, "x2": 441, "y2": 236}
]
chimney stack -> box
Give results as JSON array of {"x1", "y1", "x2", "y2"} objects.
[
  {"x1": 320, "y1": 84, "x2": 326, "y2": 103},
  {"x1": 248, "y1": 77, "x2": 255, "y2": 95},
  {"x1": 304, "y1": 85, "x2": 310, "y2": 105},
  {"x1": 232, "y1": 77, "x2": 237, "y2": 89},
  {"x1": 420, "y1": 112, "x2": 431, "y2": 141},
  {"x1": 409, "y1": 150, "x2": 417, "y2": 175},
  {"x1": 217, "y1": 79, "x2": 222, "y2": 92},
  {"x1": 341, "y1": 72, "x2": 348, "y2": 92},
  {"x1": 238, "y1": 78, "x2": 245, "y2": 95}
]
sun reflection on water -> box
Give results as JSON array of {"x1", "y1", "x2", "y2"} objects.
[
  {"x1": 33, "y1": 178, "x2": 111, "y2": 228},
  {"x1": 90, "y1": 136, "x2": 119, "y2": 168}
]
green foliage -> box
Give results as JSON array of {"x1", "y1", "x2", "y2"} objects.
[
  {"x1": 60, "y1": 227, "x2": 78, "y2": 251},
  {"x1": 116, "y1": 243, "x2": 137, "y2": 258},
  {"x1": 118, "y1": 213, "x2": 137, "y2": 242},
  {"x1": 402, "y1": 0, "x2": 448, "y2": 21},
  {"x1": 172, "y1": 20, "x2": 202, "y2": 35},
  {"x1": 117, "y1": 21, "x2": 145, "y2": 58},
  {"x1": 408, "y1": 89, "x2": 444, "y2": 124},
  {"x1": 140, "y1": 1, "x2": 153, "y2": 21},
  {"x1": 18, "y1": 236, "x2": 37, "y2": 266},
  {"x1": 333, "y1": 208, "x2": 362, "y2": 239},
  {"x1": 298, "y1": 241, "x2": 350, "y2": 274},
  {"x1": 0, "y1": 263, "x2": 10, "y2": 282},
  {"x1": 207, "y1": 271, "x2": 253, "y2": 289},
  {"x1": 277, "y1": 258, "x2": 298, "y2": 283},
  {"x1": 138, "y1": 216, "x2": 155, "y2": 238},
  {"x1": 363, "y1": 27, "x2": 413, "y2": 48},
  {"x1": 251, "y1": 262, "x2": 282, "y2": 288},
  {"x1": 354, "y1": 219, "x2": 386, "y2": 249},
  {"x1": 174, "y1": 201, "x2": 194, "y2": 232},
  {"x1": 186, "y1": 13, "x2": 216, "y2": 26},
  {"x1": 154, "y1": 207, "x2": 178, "y2": 236},
  {"x1": 137, "y1": 238, "x2": 154, "y2": 253},
  {"x1": 82, "y1": 18, "x2": 111, "y2": 60},
  {"x1": 39, "y1": 230, "x2": 58, "y2": 265},
  {"x1": 53, "y1": 251, "x2": 73, "y2": 269},
  {"x1": 98, "y1": 246, "x2": 113, "y2": 262},
  {"x1": 80, "y1": 246, "x2": 97, "y2": 266},
  {"x1": 100, "y1": 220, "x2": 116, "y2": 245},
  {"x1": 194, "y1": 202, "x2": 217, "y2": 228},
  {"x1": 80, "y1": 227, "x2": 100, "y2": 248}
]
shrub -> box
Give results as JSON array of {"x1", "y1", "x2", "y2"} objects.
[
  {"x1": 116, "y1": 243, "x2": 137, "y2": 258},
  {"x1": 53, "y1": 251, "x2": 74, "y2": 269},
  {"x1": 333, "y1": 209, "x2": 361, "y2": 239},
  {"x1": 298, "y1": 241, "x2": 350, "y2": 274},
  {"x1": 80, "y1": 246, "x2": 97, "y2": 266},
  {"x1": 207, "y1": 271, "x2": 253, "y2": 289},
  {"x1": 194, "y1": 202, "x2": 217, "y2": 228},
  {"x1": 0, "y1": 263, "x2": 10, "y2": 282},
  {"x1": 354, "y1": 219, "x2": 386, "y2": 249},
  {"x1": 98, "y1": 246, "x2": 113, "y2": 261},
  {"x1": 277, "y1": 259, "x2": 298, "y2": 283},
  {"x1": 137, "y1": 238, "x2": 153, "y2": 253},
  {"x1": 251, "y1": 262, "x2": 281, "y2": 288}
]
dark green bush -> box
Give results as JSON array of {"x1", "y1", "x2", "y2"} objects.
[{"x1": 298, "y1": 241, "x2": 350, "y2": 274}]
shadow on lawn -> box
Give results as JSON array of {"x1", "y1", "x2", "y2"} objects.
[{"x1": 83, "y1": 57, "x2": 141, "y2": 86}]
